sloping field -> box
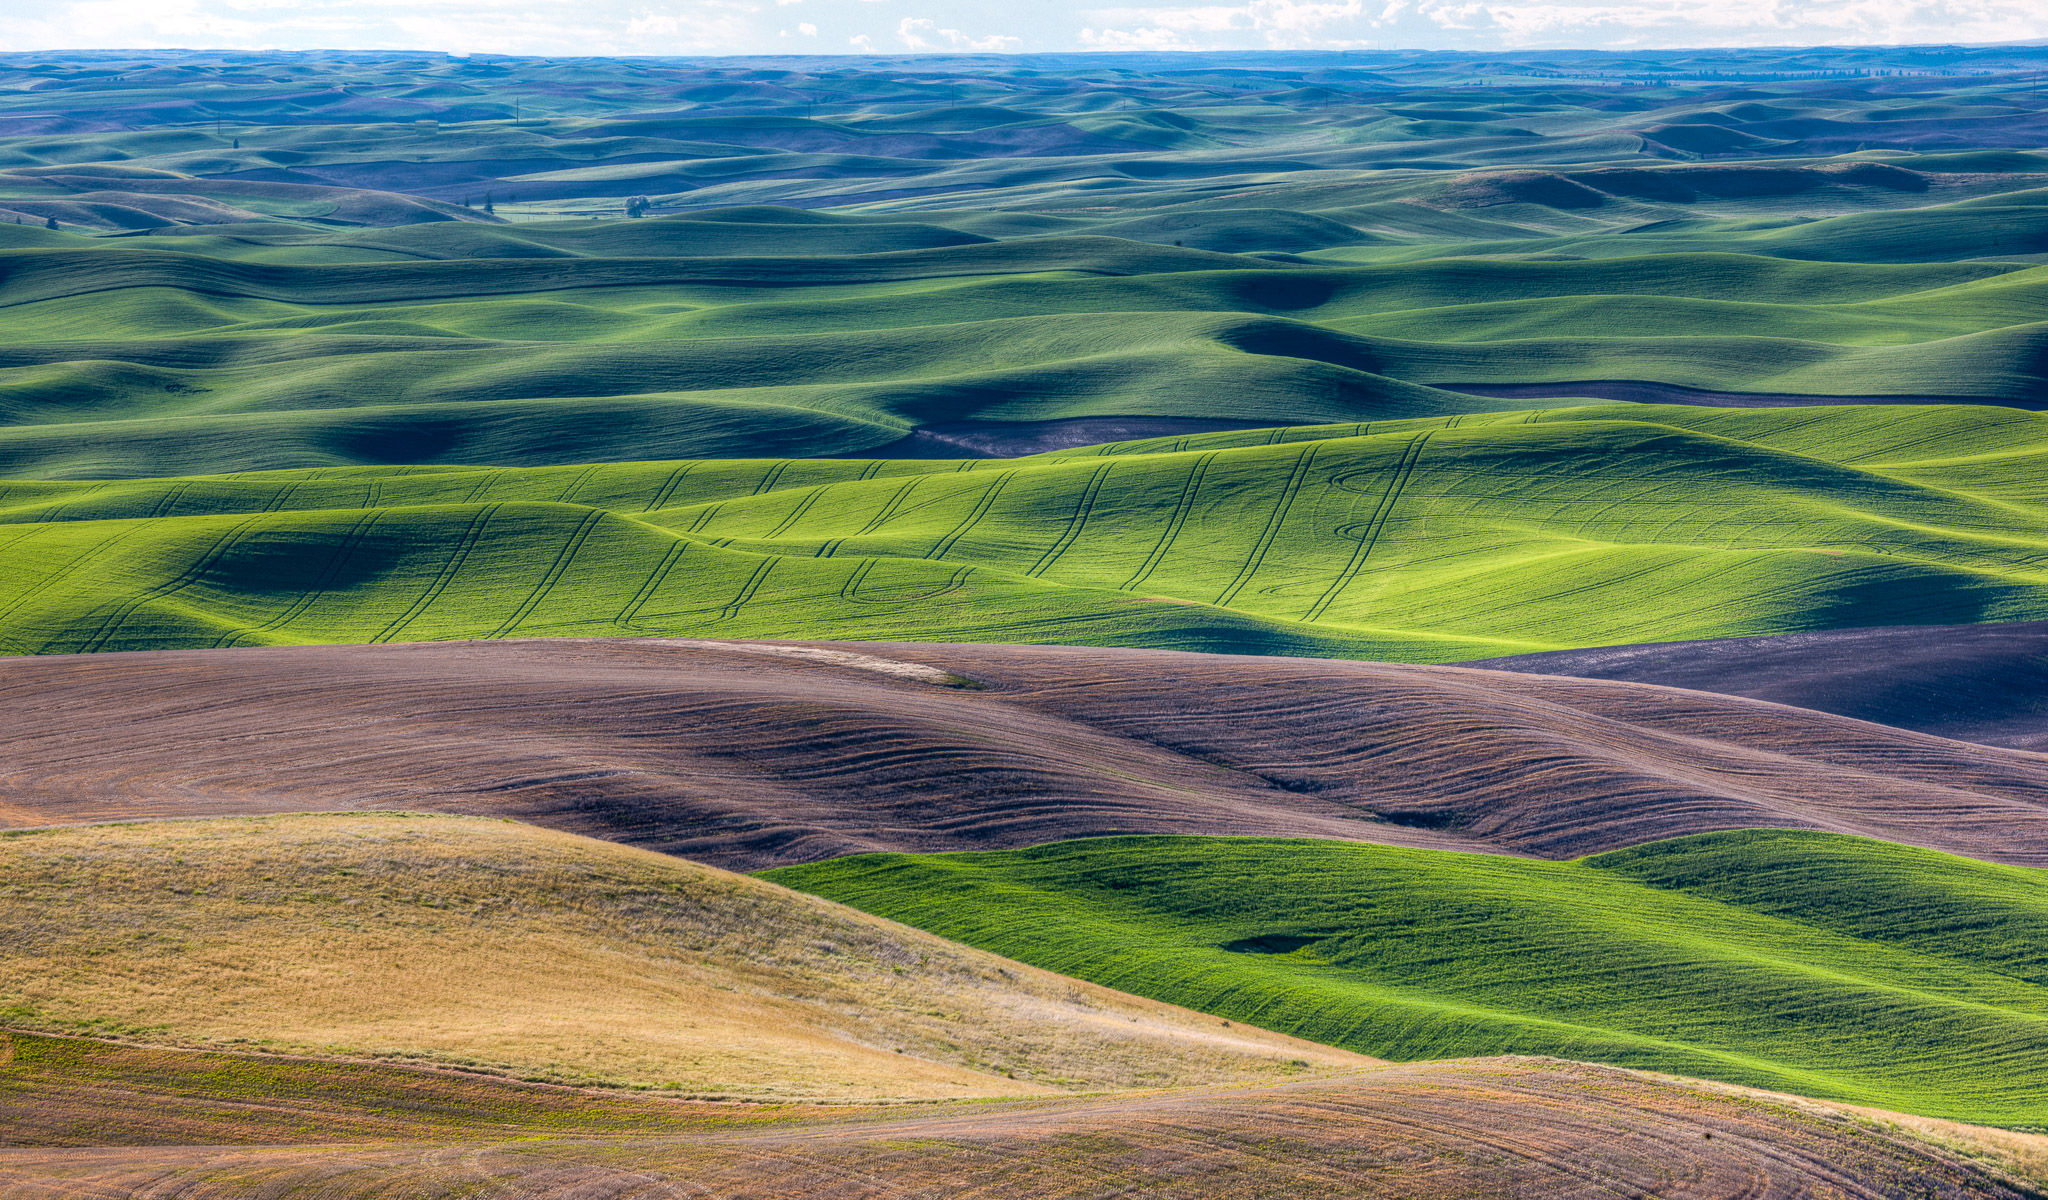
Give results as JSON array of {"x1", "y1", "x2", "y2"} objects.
[
  {"x1": 3, "y1": 404, "x2": 2048, "y2": 659},
  {"x1": 2, "y1": 1047, "x2": 2040, "y2": 1200},
  {"x1": 5, "y1": 230, "x2": 2048, "y2": 476},
  {"x1": 770, "y1": 829, "x2": 2048, "y2": 1126},
  {"x1": 7, "y1": 54, "x2": 2048, "y2": 480},
  {"x1": 0, "y1": 813, "x2": 1362, "y2": 1099},
  {"x1": 6, "y1": 638, "x2": 2048, "y2": 868},
  {"x1": 1473, "y1": 620, "x2": 2048, "y2": 750}
]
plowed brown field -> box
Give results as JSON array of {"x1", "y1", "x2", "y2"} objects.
[
  {"x1": 2, "y1": 1045, "x2": 2040, "y2": 1200},
  {"x1": 5, "y1": 638, "x2": 2048, "y2": 867},
  {"x1": 1471, "y1": 621, "x2": 2048, "y2": 751}
]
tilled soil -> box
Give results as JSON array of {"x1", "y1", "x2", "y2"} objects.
[
  {"x1": 5, "y1": 637, "x2": 2048, "y2": 868},
  {"x1": 0, "y1": 1053, "x2": 2037, "y2": 1200},
  {"x1": 1469, "y1": 620, "x2": 2048, "y2": 751}
]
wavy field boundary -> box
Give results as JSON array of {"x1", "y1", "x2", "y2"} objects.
[{"x1": 4, "y1": 403, "x2": 2048, "y2": 659}]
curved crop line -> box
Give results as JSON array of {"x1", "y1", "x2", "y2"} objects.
[
  {"x1": 13, "y1": 481, "x2": 102, "y2": 524},
  {"x1": 217, "y1": 510, "x2": 385, "y2": 647},
  {"x1": 0, "y1": 524, "x2": 145, "y2": 627},
  {"x1": 262, "y1": 481, "x2": 300, "y2": 514},
  {"x1": 857, "y1": 478, "x2": 923, "y2": 536},
  {"x1": 460, "y1": 469, "x2": 507, "y2": 504},
  {"x1": 0, "y1": 522, "x2": 47, "y2": 563},
  {"x1": 1027, "y1": 463, "x2": 1113, "y2": 578},
  {"x1": 765, "y1": 486, "x2": 827, "y2": 539},
  {"x1": 1122, "y1": 451, "x2": 1216, "y2": 592},
  {"x1": 556, "y1": 465, "x2": 602, "y2": 504},
  {"x1": 489, "y1": 509, "x2": 606, "y2": 639},
  {"x1": 719, "y1": 558, "x2": 778, "y2": 621},
  {"x1": 753, "y1": 461, "x2": 791, "y2": 496},
  {"x1": 145, "y1": 483, "x2": 190, "y2": 520},
  {"x1": 370, "y1": 504, "x2": 501, "y2": 645},
  {"x1": 1215, "y1": 444, "x2": 1321, "y2": 608},
  {"x1": 1303, "y1": 433, "x2": 1431, "y2": 624},
  {"x1": 74, "y1": 515, "x2": 266, "y2": 654},
  {"x1": 685, "y1": 502, "x2": 725, "y2": 534},
  {"x1": 855, "y1": 460, "x2": 885, "y2": 482},
  {"x1": 838, "y1": 558, "x2": 877, "y2": 602},
  {"x1": 846, "y1": 562, "x2": 973, "y2": 605},
  {"x1": 928, "y1": 473, "x2": 1011, "y2": 560},
  {"x1": 642, "y1": 463, "x2": 698, "y2": 513},
  {"x1": 614, "y1": 539, "x2": 691, "y2": 627}
]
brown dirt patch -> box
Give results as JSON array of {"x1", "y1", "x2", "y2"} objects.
[
  {"x1": 0, "y1": 1053, "x2": 2038, "y2": 1199},
  {"x1": 5, "y1": 637, "x2": 2048, "y2": 868}
]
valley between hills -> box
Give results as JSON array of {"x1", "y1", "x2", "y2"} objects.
[{"x1": 5, "y1": 44, "x2": 2048, "y2": 1199}]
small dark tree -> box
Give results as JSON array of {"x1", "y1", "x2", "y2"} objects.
[
  {"x1": 625, "y1": 195, "x2": 650, "y2": 218},
  {"x1": 232, "y1": 137, "x2": 240, "y2": 148},
  {"x1": 483, "y1": 193, "x2": 495, "y2": 213},
  {"x1": 45, "y1": 215, "x2": 58, "y2": 230}
]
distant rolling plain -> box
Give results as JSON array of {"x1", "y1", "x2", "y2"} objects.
[{"x1": 6, "y1": 46, "x2": 2048, "y2": 1200}]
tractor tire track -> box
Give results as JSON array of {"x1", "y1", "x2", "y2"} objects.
[
  {"x1": 719, "y1": 559, "x2": 778, "y2": 621},
  {"x1": 1122, "y1": 452, "x2": 1216, "y2": 592},
  {"x1": 1215, "y1": 444, "x2": 1320, "y2": 609},
  {"x1": 489, "y1": 509, "x2": 607, "y2": 639},
  {"x1": 928, "y1": 474, "x2": 1011, "y2": 560},
  {"x1": 1027, "y1": 463, "x2": 1112, "y2": 578},
  {"x1": 1303, "y1": 434, "x2": 1430, "y2": 624},
  {"x1": 614, "y1": 540, "x2": 692, "y2": 628},
  {"x1": 369, "y1": 504, "x2": 501, "y2": 644},
  {"x1": 74, "y1": 516, "x2": 265, "y2": 655},
  {"x1": 215, "y1": 510, "x2": 385, "y2": 648},
  {"x1": 642, "y1": 463, "x2": 698, "y2": 513}
]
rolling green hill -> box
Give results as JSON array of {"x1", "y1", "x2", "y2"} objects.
[
  {"x1": 765, "y1": 829, "x2": 2048, "y2": 1128},
  {"x1": 5, "y1": 52, "x2": 2048, "y2": 477},
  {"x1": 3, "y1": 225, "x2": 2046, "y2": 477},
  {"x1": 3, "y1": 402, "x2": 2046, "y2": 658}
]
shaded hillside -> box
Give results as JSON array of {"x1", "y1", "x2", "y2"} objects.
[
  {"x1": 4, "y1": 54, "x2": 2048, "y2": 474},
  {"x1": 7, "y1": 638, "x2": 2048, "y2": 868},
  {"x1": 1470, "y1": 620, "x2": 2048, "y2": 750}
]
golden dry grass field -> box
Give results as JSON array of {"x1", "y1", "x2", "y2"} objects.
[{"x1": 0, "y1": 813, "x2": 1362, "y2": 1100}]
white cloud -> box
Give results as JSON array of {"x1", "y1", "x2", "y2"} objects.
[
  {"x1": 0, "y1": 0, "x2": 2041, "y2": 54},
  {"x1": 1077, "y1": 0, "x2": 2045, "y2": 48},
  {"x1": 896, "y1": 15, "x2": 1022, "y2": 49}
]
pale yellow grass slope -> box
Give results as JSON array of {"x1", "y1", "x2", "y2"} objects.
[{"x1": 0, "y1": 813, "x2": 1367, "y2": 1099}]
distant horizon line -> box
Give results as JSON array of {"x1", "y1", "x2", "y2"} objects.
[{"x1": 5, "y1": 40, "x2": 2048, "y2": 59}]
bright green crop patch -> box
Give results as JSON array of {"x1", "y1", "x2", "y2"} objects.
[
  {"x1": 764, "y1": 829, "x2": 2048, "y2": 1128},
  {"x1": 3, "y1": 402, "x2": 2048, "y2": 658}
]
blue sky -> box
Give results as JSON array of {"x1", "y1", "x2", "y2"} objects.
[{"x1": 9, "y1": 0, "x2": 2047, "y2": 56}]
